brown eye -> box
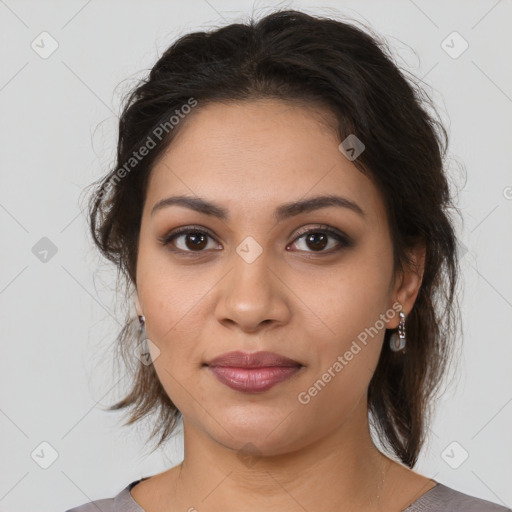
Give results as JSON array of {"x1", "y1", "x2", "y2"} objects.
[
  {"x1": 160, "y1": 227, "x2": 219, "y2": 253},
  {"x1": 304, "y1": 232, "x2": 329, "y2": 251},
  {"x1": 288, "y1": 226, "x2": 353, "y2": 254},
  {"x1": 181, "y1": 232, "x2": 209, "y2": 251}
]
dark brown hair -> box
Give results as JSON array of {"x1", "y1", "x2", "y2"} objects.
[{"x1": 86, "y1": 9, "x2": 461, "y2": 467}]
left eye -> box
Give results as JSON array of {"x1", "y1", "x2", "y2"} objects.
[{"x1": 288, "y1": 228, "x2": 351, "y2": 253}]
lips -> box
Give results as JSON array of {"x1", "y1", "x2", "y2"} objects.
[
  {"x1": 205, "y1": 350, "x2": 302, "y2": 368},
  {"x1": 204, "y1": 351, "x2": 304, "y2": 393}
]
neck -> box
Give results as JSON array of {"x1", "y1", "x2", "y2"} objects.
[{"x1": 164, "y1": 400, "x2": 394, "y2": 512}]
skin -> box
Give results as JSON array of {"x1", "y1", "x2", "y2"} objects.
[{"x1": 132, "y1": 99, "x2": 433, "y2": 511}]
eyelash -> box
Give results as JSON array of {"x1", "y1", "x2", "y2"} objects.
[{"x1": 158, "y1": 224, "x2": 353, "y2": 256}]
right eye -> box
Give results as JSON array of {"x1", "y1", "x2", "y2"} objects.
[{"x1": 159, "y1": 226, "x2": 221, "y2": 253}]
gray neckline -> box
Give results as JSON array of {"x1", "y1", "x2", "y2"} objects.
[{"x1": 118, "y1": 478, "x2": 444, "y2": 511}]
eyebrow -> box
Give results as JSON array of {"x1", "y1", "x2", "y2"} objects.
[{"x1": 151, "y1": 194, "x2": 365, "y2": 221}]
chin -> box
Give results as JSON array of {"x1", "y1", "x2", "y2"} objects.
[{"x1": 205, "y1": 412, "x2": 310, "y2": 457}]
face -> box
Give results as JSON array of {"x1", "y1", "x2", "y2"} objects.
[{"x1": 135, "y1": 99, "x2": 414, "y2": 456}]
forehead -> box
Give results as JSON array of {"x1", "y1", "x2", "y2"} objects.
[{"x1": 145, "y1": 99, "x2": 386, "y2": 226}]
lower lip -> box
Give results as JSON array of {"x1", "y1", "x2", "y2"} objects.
[{"x1": 207, "y1": 366, "x2": 302, "y2": 393}]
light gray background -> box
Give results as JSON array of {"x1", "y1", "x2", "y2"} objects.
[{"x1": 1, "y1": 1, "x2": 511, "y2": 511}]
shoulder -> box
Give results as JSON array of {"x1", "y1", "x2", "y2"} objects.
[
  {"x1": 64, "y1": 479, "x2": 145, "y2": 512},
  {"x1": 406, "y1": 481, "x2": 511, "y2": 511},
  {"x1": 65, "y1": 497, "x2": 115, "y2": 512}
]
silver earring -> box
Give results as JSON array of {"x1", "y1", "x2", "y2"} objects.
[
  {"x1": 138, "y1": 315, "x2": 146, "y2": 346},
  {"x1": 136, "y1": 315, "x2": 152, "y2": 366},
  {"x1": 389, "y1": 310, "x2": 406, "y2": 352}
]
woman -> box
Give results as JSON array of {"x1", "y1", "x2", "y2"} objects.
[{"x1": 66, "y1": 9, "x2": 510, "y2": 512}]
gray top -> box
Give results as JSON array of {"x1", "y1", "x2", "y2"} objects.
[{"x1": 65, "y1": 478, "x2": 511, "y2": 512}]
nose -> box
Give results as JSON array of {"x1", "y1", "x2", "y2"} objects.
[{"x1": 214, "y1": 252, "x2": 291, "y2": 333}]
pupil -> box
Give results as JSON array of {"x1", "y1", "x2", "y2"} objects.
[
  {"x1": 307, "y1": 233, "x2": 327, "y2": 251},
  {"x1": 187, "y1": 233, "x2": 207, "y2": 250}
]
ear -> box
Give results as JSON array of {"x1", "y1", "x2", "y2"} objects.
[
  {"x1": 134, "y1": 292, "x2": 144, "y2": 317},
  {"x1": 387, "y1": 241, "x2": 426, "y2": 329}
]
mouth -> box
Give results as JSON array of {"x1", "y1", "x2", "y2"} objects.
[
  {"x1": 203, "y1": 351, "x2": 304, "y2": 393},
  {"x1": 204, "y1": 350, "x2": 303, "y2": 368},
  {"x1": 206, "y1": 365, "x2": 303, "y2": 393}
]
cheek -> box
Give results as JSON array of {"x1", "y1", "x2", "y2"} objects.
[
  {"x1": 294, "y1": 291, "x2": 385, "y2": 431},
  {"x1": 292, "y1": 251, "x2": 391, "y2": 401},
  {"x1": 142, "y1": 279, "x2": 207, "y2": 367},
  {"x1": 295, "y1": 252, "x2": 392, "y2": 350},
  {"x1": 143, "y1": 291, "x2": 210, "y2": 418},
  {"x1": 136, "y1": 242, "x2": 211, "y2": 385}
]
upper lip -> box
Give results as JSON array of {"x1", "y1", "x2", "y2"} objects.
[{"x1": 205, "y1": 350, "x2": 302, "y2": 368}]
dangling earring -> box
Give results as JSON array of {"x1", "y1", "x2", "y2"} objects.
[
  {"x1": 136, "y1": 314, "x2": 161, "y2": 365},
  {"x1": 138, "y1": 315, "x2": 146, "y2": 345},
  {"x1": 136, "y1": 314, "x2": 153, "y2": 366},
  {"x1": 389, "y1": 309, "x2": 407, "y2": 353}
]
